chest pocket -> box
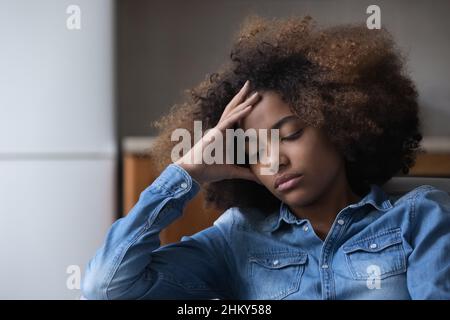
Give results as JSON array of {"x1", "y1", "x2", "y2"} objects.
[
  {"x1": 248, "y1": 251, "x2": 307, "y2": 299},
  {"x1": 342, "y1": 228, "x2": 406, "y2": 280}
]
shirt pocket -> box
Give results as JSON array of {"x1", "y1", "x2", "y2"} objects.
[
  {"x1": 248, "y1": 251, "x2": 308, "y2": 299},
  {"x1": 342, "y1": 228, "x2": 406, "y2": 280}
]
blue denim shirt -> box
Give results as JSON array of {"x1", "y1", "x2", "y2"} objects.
[{"x1": 82, "y1": 164, "x2": 450, "y2": 300}]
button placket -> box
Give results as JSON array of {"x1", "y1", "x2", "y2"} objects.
[{"x1": 320, "y1": 212, "x2": 350, "y2": 300}]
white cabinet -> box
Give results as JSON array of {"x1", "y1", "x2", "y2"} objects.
[
  {"x1": 0, "y1": 160, "x2": 115, "y2": 299},
  {"x1": 0, "y1": 0, "x2": 115, "y2": 299}
]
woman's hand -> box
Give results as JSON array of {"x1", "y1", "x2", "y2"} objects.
[{"x1": 175, "y1": 80, "x2": 262, "y2": 185}]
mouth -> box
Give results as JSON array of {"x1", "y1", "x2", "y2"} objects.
[{"x1": 274, "y1": 173, "x2": 304, "y2": 192}]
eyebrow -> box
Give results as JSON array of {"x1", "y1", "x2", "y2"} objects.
[{"x1": 271, "y1": 115, "x2": 300, "y2": 129}]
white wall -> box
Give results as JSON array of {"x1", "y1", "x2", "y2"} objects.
[{"x1": 0, "y1": 0, "x2": 116, "y2": 299}]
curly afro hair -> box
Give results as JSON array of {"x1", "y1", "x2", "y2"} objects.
[{"x1": 151, "y1": 15, "x2": 423, "y2": 214}]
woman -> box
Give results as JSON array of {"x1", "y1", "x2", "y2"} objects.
[{"x1": 82, "y1": 16, "x2": 450, "y2": 299}]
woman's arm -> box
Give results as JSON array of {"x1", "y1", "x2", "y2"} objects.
[
  {"x1": 82, "y1": 80, "x2": 261, "y2": 299},
  {"x1": 407, "y1": 186, "x2": 450, "y2": 299},
  {"x1": 81, "y1": 164, "x2": 233, "y2": 299}
]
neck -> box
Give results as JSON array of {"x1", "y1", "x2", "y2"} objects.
[{"x1": 289, "y1": 171, "x2": 361, "y2": 241}]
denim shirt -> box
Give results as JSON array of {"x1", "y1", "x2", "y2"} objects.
[{"x1": 82, "y1": 164, "x2": 450, "y2": 300}]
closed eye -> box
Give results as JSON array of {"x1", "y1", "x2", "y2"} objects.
[
  {"x1": 248, "y1": 128, "x2": 304, "y2": 159},
  {"x1": 281, "y1": 129, "x2": 304, "y2": 141}
]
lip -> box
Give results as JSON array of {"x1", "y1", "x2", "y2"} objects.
[{"x1": 274, "y1": 173, "x2": 304, "y2": 191}]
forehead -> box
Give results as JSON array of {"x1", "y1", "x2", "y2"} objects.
[{"x1": 240, "y1": 91, "x2": 295, "y2": 130}]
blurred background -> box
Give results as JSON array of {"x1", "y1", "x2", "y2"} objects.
[{"x1": 0, "y1": 0, "x2": 449, "y2": 299}]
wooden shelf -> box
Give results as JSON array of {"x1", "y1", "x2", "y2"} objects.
[{"x1": 408, "y1": 153, "x2": 450, "y2": 176}]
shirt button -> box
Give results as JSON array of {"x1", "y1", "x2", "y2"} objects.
[
  {"x1": 370, "y1": 243, "x2": 378, "y2": 249},
  {"x1": 321, "y1": 264, "x2": 329, "y2": 269},
  {"x1": 273, "y1": 260, "x2": 279, "y2": 266},
  {"x1": 337, "y1": 219, "x2": 345, "y2": 225},
  {"x1": 303, "y1": 226, "x2": 309, "y2": 232},
  {"x1": 180, "y1": 182, "x2": 188, "y2": 189}
]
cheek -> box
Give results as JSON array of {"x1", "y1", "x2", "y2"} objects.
[
  {"x1": 288, "y1": 136, "x2": 341, "y2": 176},
  {"x1": 304, "y1": 143, "x2": 342, "y2": 180}
]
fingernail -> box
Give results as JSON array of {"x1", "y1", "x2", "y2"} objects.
[
  {"x1": 243, "y1": 80, "x2": 249, "y2": 88},
  {"x1": 247, "y1": 91, "x2": 258, "y2": 99}
]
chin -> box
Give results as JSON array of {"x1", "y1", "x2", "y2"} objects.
[{"x1": 280, "y1": 188, "x2": 312, "y2": 207}]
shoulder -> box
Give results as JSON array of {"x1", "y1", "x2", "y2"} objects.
[
  {"x1": 393, "y1": 184, "x2": 450, "y2": 220},
  {"x1": 392, "y1": 184, "x2": 447, "y2": 204}
]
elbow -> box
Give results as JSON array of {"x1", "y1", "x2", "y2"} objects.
[{"x1": 81, "y1": 262, "x2": 109, "y2": 300}]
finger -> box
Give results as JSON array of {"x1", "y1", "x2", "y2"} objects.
[
  {"x1": 218, "y1": 104, "x2": 254, "y2": 130},
  {"x1": 221, "y1": 80, "x2": 251, "y2": 117},
  {"x1": 220, "y1": 91, "x2": 260, "y2": 128},
  {"x1": 228, "y1": 91, "x2": 260, "y2": 116},
  {"x1": 201, "y1": 127, "x2": 222, "y2": 145},
  {"x1": 228, "y1": 80, "x2": 250, "y2": 108}
]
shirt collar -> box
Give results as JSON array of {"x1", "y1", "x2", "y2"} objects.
[{"x1": 263, "y1": 184, "x2": 393, "y2": 233}]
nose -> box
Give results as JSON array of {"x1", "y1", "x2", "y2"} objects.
[
  {"x1": 259, "y1": 139, "x2": 289, "y2": 176},
  {"x1": 271, "y1": 150, "x2": 289, "y2": 175},
  {"x1": 277, "y1": 152, "x2": 289, "y2": 170}
]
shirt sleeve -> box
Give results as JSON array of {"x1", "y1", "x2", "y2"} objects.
[
  {"x1": 406, "y1": 186, "x2": 450, "y2": 299},
  {"x1": 81, "y1": 164, "x2": 234, "y2": 300}
]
